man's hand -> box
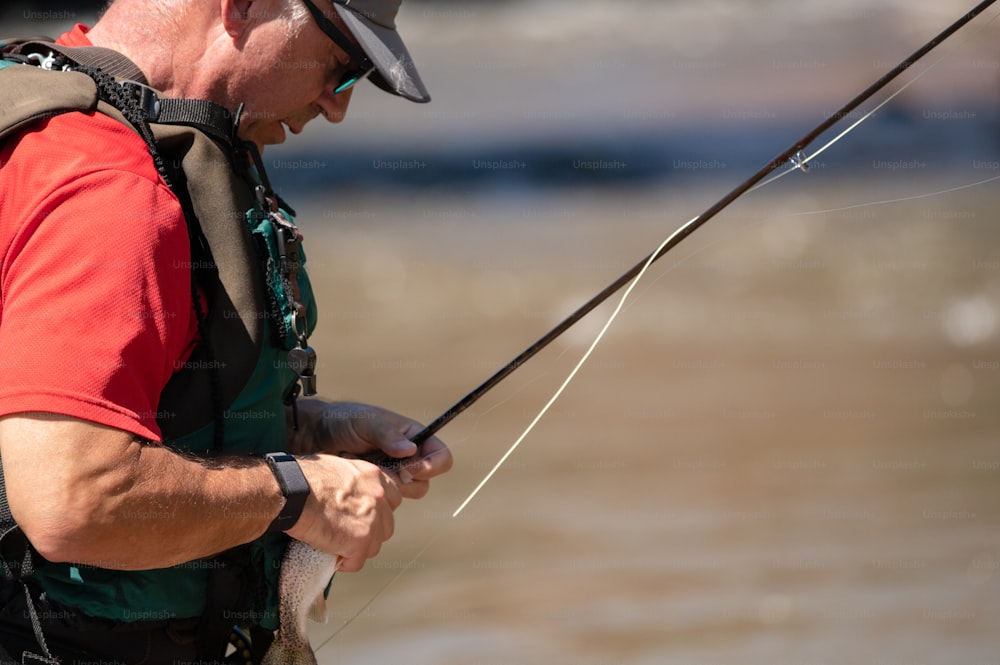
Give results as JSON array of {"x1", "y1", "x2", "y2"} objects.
[
  {"x1": 287, "y1": 400, "x2": 453, "y2": 499},
  {"x1": 282, "y1": 401, "x2": 453, "y2": 570},
  {"x1": 284, "y1": 453, "x2": 402, "y2": 572}
]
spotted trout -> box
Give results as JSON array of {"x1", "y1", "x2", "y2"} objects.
[{"x1": 262, "y1": 540, "x2": 342, "y2": 665}]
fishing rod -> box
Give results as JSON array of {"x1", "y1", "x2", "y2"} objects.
[
  {"x1": 371, "y1": 0, "x2": 997, "y2": 465},
  {"x1": 317, "y1": 1, "x2": 999, "y2": 655}
]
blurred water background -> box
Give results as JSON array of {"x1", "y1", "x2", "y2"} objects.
[{"x1": 4, "y1": 1, "x2": 1000, "y2": 663}]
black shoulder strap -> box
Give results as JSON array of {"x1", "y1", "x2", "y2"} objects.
[
  {"x1": 158, "y1": 97, "x2": 238, "y2": 147},
  {"x1": 5, "y1": 39, "x2": 238, "y2": 150}
]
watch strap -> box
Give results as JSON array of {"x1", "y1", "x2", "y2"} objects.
[{"x1": 264, "y1": 453, "x2": 310, "y2": 533}]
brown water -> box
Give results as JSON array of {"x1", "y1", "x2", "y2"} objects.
[
  {"x1": 294, "y1": 179, "x2": 1000, "y2": 664},
  {"x1": 0, "y1": 2, "x2": 995, "y2": 662}
]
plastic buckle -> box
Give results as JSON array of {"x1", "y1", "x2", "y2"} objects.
[
  {"x1": 25, "y1": 51, "x2": 70, "y2": 72},
  {"x1": 119, "y1": 80, "x2": 161, "y2": 121}
]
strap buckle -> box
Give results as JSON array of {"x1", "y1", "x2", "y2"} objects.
[
  {"x1": 24, "y1": 50, "x2": 70, "y2": 72},
  {"x1": 119, "y1": 80, "x2": 161, "y2": 121}
]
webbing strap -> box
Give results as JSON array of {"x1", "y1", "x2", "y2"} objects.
[
  {"x1": 65, "y1": 43, "x2": 239, "y2": 147},
  {"x1": 157, "y1": 97, "x2": 237, "y2": 148},
  {"x1": 6, "y1": 40, "x2": 237, "y2": 149}
]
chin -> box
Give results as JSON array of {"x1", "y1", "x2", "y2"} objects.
[
  {"x1": 264, "y1": 125, "x2": 288, "y2": 146},
  {"x1": 238, "y1": 124, "x2": 286, "y2": 151}
]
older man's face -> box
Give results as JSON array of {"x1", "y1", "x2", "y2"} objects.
[{"x1": 232, "y1": 1, "x2": 361, "y2": 149}]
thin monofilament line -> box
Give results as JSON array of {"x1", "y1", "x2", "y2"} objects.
[
  {"x1": 796, "y1": 174, "x2": 1000, "y2": 215},
  {"x1": 750, "y1": 93, "x2": 902, "y2": 192},
  {"x1": 316, "y1": 217, "x2": 695, "y2": 645},
  {"x1": 320, "y1": 167, "x2": 1000, "y2": 653},
  {"x1": 317, "y1": 1, "x2": 999, "y2": 651},
  {"x1": 448, "y1": 147, "x2": 1000, "y2": 520},
  {"x1": 451, "y1": 215, "x2": 700, "y2": 518},
  {"x1": 449, "y1": 2, "x2": 1000, "y2": 520},
  {"x1": 623, "y1": 171, "x2": 1000, "y2": 317},
  {"x1": 749, "y1": 5, "x2": 1000, "y2": 193},
  {"x1": 313, "y1": 534, "x2": 442, "y2": 649},
  {"x1": 450, "y1": 0, "x2": 1000, "y2": 523}
]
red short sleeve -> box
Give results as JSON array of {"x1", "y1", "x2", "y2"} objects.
[{"x1": 0, "y1": 111, "x2": 197, "y2": 441}]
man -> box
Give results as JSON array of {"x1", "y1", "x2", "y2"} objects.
[{"x1": 0, "y1": 0, "x2": 450, "y2": 662}]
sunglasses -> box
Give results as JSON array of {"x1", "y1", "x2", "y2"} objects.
[{"x1": 300, "y1": 0, "x2": 376, "y2": 94}]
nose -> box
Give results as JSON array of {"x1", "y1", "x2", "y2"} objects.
[{"x1": 316, "y1": 86, "x2": 354, "y2": 123}]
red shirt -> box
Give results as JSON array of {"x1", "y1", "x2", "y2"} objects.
[{"x1": 0, "y1": 25, "x2": 197, "y2": 441}]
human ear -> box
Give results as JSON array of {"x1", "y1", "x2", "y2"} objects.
[{"x1": 221, "y1": 0, "x2": 254, "y2": 38}]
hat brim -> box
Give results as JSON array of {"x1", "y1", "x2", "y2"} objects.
[{"x1": 334, "y1": 5, "x2": 430, "y2": 103}]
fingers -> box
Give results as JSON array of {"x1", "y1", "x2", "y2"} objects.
[
  {"x1": 366, "y1": 435, "x2": 451, "y2": 489},
  {"x1": 395, "y1": 477, "x2": 430, "y2": 500},
  {"x1": 339, "y1": 556, "x2": 367, "y2": 573},
  {"x1": 316, "y1": 402, "x2": 453, "y2": 479},
  {"x1": 290, "y1": 402, "x2": 454, "y2": 570},
  {"x1": 373, "y1": 415, "x2": 421, "y2": 458},
  {"x1": 317, "y1": 402, "x2": 419, "y2": 459},
  {"x1": 344, "y1": 468, "x2": 398, "y2": 572},
  {"x1": 381, "y1": 468, "x2": 404, "y2": 510},
  {"x1": 405, "y1": 436, "x2": 453, "y2": 481}
]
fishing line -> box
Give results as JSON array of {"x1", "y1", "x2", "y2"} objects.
[
  {"x1": 750, "y1": 4, "x2": 1000, "y2": 193},
  {"x1": 751, "y1": 91, "x2": 907, "y2": 192},
  {"x1": 380, "y1": 0, "x2": 999, "y2": 455},
  {"x1": 315, "y1": 533, "x2": 443, "y2": 648},
  {"x1": 450, "y1": 0, "x2": 1000, "y2": 516},
  {"x1": 318, "y1": 166, "x2": 1000, "y2": 654},
  {"x1": 617, "y1": 171, "x2": 1000, "y2": 324},
  {"x1": 451, "y1": 144, "x2": 1000, "y2": 521},
  {"x1": 452, "y1": 215, "x2": 701, "y2": 517},
  {"x1": 319, "y1": 168, "x2": 1000, "y2": 655},
  {"x1": 794, "y1": 174, "x2": 1000, "y2": 216},
  {"x1": 317, "y1": 0, "x2": 998, "y2": 653}
]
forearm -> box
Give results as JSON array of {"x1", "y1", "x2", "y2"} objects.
[
  {"x1": 0, "y1": 414, "x2": 284, "y2": 571},
  {"x1": 80, "y1": 442, "x2": 285, "y2": 570}
]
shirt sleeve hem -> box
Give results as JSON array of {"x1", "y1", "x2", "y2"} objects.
[{"x1": 0, "y1": 391, "x2": 163, "y2": 442}]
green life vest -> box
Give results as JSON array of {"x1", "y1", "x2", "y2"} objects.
[{"x1": 0, "y1": 40, "x2": 319, "y2": 630}]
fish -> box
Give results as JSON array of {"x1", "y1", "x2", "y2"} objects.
[{"x1": 262, "y1": 540, "x2": 342, "y2": 665}]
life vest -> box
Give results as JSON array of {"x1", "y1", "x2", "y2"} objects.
[{"x1": 0, "y1": 39, "x2": 318, "y2": 634}]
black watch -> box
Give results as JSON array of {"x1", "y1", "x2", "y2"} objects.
[{"x1": 263, "y1": 453, "x2": 311, "y2": 533}]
